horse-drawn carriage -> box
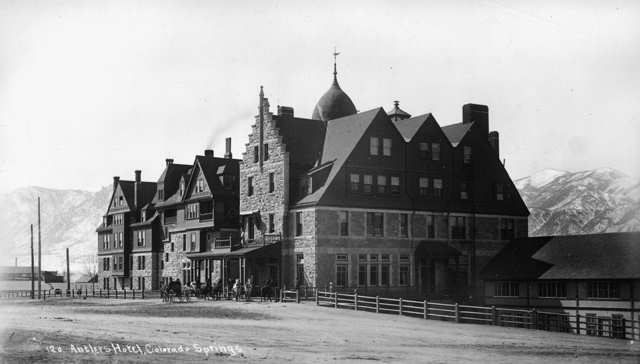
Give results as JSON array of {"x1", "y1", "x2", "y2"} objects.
[{"x1": 161, "y1": 280, "x2": 193, "y2": 303}]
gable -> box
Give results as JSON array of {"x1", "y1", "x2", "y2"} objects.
[
  {"x1": 184, "y1": 162, "x2": 212, "y2": 200},
  {"x1": 107, "y1": 183, "x2": 132, "y2": 213}
]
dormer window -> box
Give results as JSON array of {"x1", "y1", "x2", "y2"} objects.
[
  {"x1": 419, "y1": 142, "x2": 429, "y2": 159},
  {"x1": 369, "y1": 137, "x2": 379, "y2": 156},
  {"x1": 196, "y1": 178, "x2": 204, "y2": 193},
  {"x1": 179, "y1": 180, "x2": 185, "y2": 196},
  {"x1": 119, "y1": 196, "x2": 124, "y2": 206},
  {"x1": 382, "y1": 138, "x2": 392, "y2": 156}
]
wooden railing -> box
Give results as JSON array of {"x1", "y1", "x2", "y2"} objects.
[
  {"x1": 314, "y1": 291, "x2": 640, "y2": 341},
  {"x1": 0, "y1": 288, "x2": 152, "y2": 300},
  {"x1": 214, "y1": 238, "x2": 232, "y2": 249}
]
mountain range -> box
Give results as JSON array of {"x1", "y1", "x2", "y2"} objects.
[{"x1": 0, "y1": 168, "x2": 638, "y2": 273}]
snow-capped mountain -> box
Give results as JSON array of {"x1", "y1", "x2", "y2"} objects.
[
  {"x1": 515, "y1": 168, "x2": 640, "y2": 236},
  {"x1": 0, "y1": 186, "x2": 111, "y2": 274},
  {"x1": 0, "y1": 168, "x2": 637, "y2": 274}
]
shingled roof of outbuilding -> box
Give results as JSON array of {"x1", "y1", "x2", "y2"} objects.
[
  {"x1": 481, "y1": 232, "x2": 640, "y2": 281},
  {"x1": 441, "y1": 122, "x2": 473, "y2": 147}
]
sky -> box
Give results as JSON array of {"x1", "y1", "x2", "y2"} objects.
[{"x1": 1, "y1": 0, "x2": 639, "y2": 192}]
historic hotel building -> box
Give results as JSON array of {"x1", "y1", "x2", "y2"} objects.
[{"x1": 97, "y1": 62, "x2": 528, "y2": 299}]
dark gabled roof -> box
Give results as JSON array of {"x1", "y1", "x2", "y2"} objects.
[
  {"x1": 392, "y1": 113, "x2": 430, "y2": 142},
  {"x1": 274, "y1": 116, "x2": 325, "y2": 169},
  {"x1": 117, "y1": 180, "x2": 136, "y2": 209},
  {"x1": 441, "y1": 122, "x2": 473, "y2": 147},
  {"x1": 481, "y1": 232, "x2": 640, "y2": 281},
  {"x1": 130, "y1": 212, "x2": 159, "y2": 227},
  {"x1": 139, "y1": 182, "x2": 157, "y2": 207},
  {"x1": 154, "y1": 163, "x2": 191, "y2": 203},
  {"x1": 296, "y1": 108, "x2": 384, "y2": 205}
]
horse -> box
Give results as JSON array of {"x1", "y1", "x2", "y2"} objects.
[
  {"x1": 261, "y1": 279, "x2": 275, "y2": 302},
  {"x1": 232, "y1": 279, "x2": 245, "y2": 301},
  {"x1": 210, "y1": 278, "x2": 222, "y2": 301}
]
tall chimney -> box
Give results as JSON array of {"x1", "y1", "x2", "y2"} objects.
[
  {"x1": 204, "y1": 149, "x2": 214, "y2": 157},
  {"x1": 225, "y1": 137, "x2": 232, "y2": 159},
  {"x1": 462, "y1": 103, "x2": 489, "y2": 136},
  {"x1": 488, "y1": 131, "x2": 499, "y2": 158},
  {"x1": 134, "y1": 170, "x2": 141, "y2": 209},
  {"x1": 165, "y1": 158, "x2": 174, "y2": 166},
  {"x1": 113, "y1": 176, "x2": 120, "y2": 189}
]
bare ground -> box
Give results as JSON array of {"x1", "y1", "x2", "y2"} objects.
[{"x1": 0, "y1": 297, "x2": 639, "y2": 363}]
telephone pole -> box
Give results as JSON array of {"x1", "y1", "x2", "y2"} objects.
[
  {"x1": 37, "y1": 197, "x2": 42, "y2": 299},
  {"x1": 66, "y1": 248, "x2": 70, "y2": 293},
  {"x1": 30, "y1": 224, "x2": 34, "y2": 299}
]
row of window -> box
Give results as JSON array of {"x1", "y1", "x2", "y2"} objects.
[
  {"x1": 253, "y1": 144, "x2": 269, "y2": 163},
  {"x1": 333, "y1": 254, "x2": 411, "y2": 287},
  {"x1": 112, "y1": 196, "x2": 125, "y2": 208},
  {"x1": 371, "y1": 138, "x2": 472, "y2": 164},
  {"x1": 102, "y1": 255, "x2": 147, "y2": 271},
  {"x1": 494, "y1": 281, "x2": 621, "y2": 299},
  {"x1": 349, "y1": 174, "x2": 402, "y2": 195},
  {"x1": 112, "y1": 214, "x2": 124, "y2": 225},
  {"x1": 101, "y1": 232, "x2": 123, "y2": 250},
  {"x1": 247, "y1": 173, "x2": 276, "y2": 196}
]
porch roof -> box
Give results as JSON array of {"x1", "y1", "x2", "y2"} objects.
[{"x1": 186, "y1": 242, "x2": 280, "y2": 259}]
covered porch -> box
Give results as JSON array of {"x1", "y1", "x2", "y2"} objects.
[{"x1": 415, "y1": 241, "x2": 468, "y2": 300}]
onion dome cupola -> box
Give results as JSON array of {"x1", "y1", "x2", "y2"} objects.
[
  {"x1": 311, "y1": 51, "x2": 357, "y2": 122},
  {"x1": 388, "y1": 100, "x2": 411, "y2": 121}
]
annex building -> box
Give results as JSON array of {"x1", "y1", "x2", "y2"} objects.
[{"x1": 97, "y1": 61, "x2": 529, "y2": 300}]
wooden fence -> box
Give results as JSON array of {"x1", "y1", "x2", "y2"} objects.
[
  {"x1": 315, "y1": 290, "x2": 639, "y2": 341},
  {"x1": 0, "y1": 288, "x2": 150, "y2": 300}
]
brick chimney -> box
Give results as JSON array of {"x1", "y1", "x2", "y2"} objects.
[
  {"x1": 225, "y1": 137, "x2": 232, "y2": 159},
  {"x1": 277, "y1": 105, "x2": 294, "y2": 117},
  {"x1": 204, "y1": 149, "x2": 214, "y2": 157},
  {"x1": 488, "y1": 131, "x2": 499, "y2": 158},
  {"x1": 113, "y1": 176, "x2": 120, "y2": 189},
  {"x1": 165, "y1": 158, "x2": 174, "y2": 166},
  {"x1": 462, "y1": 103, "x2": 489, "y2": 136},
  {"x1": 134, "y1": 170, "x2": 141, "y2": 209}
]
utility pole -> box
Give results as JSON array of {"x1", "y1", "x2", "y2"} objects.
[
  {"x1": 37, "y1": 196, "x2": 42, "y2": 299},
  {"x1": 66, "y1": 248, "x2": 70, "y2": 293},
  {"x1": 30, "y1": 224, "x2": 34, "y2": 299}
]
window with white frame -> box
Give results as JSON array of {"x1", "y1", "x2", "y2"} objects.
[
  {"x1": 382, "y1": 138, "x2": 392, "y2": 156},
  {"x1": 494, "y1": 281, "x2": 519, "y2": 297},
  {"x1": 463, "y1": 146, "x2": 472, "y2": 164},
  {"x1": 587, "y1": 281, "x2": 620, "y2": 299},
  {"x1": 399, "y1": 255, "x2": 410, "y2": 285},
  {"x1": 369, "y1": 137, "x2": 379, "y2": 156},
  {"x1": 390, "y1": 176, "x2": 400, "y2": 194},
  {"x1": 432, "y1": 143, "x2": 440, "y2": 161},
  {"x1": 399, "y1": 213, "x2": 409, "y2": 238},
  {"x1": 363, "y1": 174, "x2": 373, "y2": 194},
  {"x1": 538, "y1": 281, "x2": 567, "y2": 298},
  {"x1": 366, "y1": 212, "x2": 384, "y2": 237},
  {"x1": 419, "y1": 142, "x2": 429, "y2": 159},
  {"x1": 338, "y1": 211, "x2": 349, "y2": 236},
  {"x1": 419, "y1": 177, "x2": 429, "y2": 196},
  {"x1": 376, "y1": 175, "x2": 387, "y2": 194},
  {"x1": 336, "y1": 254, "x2": 349, "y2": 287},
  {"x1": 350, "y1": 174, "x2": 360, "y2": 192},
  {"x1": 433, "y1": 178, "x2": 443, "y2": 199}
]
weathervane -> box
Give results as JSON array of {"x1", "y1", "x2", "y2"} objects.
[{"x1": 333, "y1": 47, "x2": 340, "y2": 80}]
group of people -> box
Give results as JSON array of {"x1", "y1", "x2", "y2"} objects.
[{"x1": 161, "y1": 276, "x2": 277, "y2": 302}]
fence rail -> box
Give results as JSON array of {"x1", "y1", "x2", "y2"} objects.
[
  {"x1": 315, "y1": 290, "x2": 639, "y2": 341},
  {"x1": 0, "y1": 288, "x2": 149, "y2": 300}
]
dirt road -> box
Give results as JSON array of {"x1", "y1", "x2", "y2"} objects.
[{"x1": 1, "y1": 298, "x2": 638, "y2": 363}]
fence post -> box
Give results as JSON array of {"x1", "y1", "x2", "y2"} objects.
[
  {"x1": 492, "y1": 306, "x2": 497, "y2": 325},
  {"x1": 531, "y1": 309, "x2": 537, "y2": 329},
  {"x1": 575, "y1": 313, "x2": 581, "y2": 335},
  {"x1": 399, "y1": 298, "x2": 403, "y2": 316},
  {"x1": 376, "y1": 296, "x2": 380, "y2": 313},
  {"x1": 100, "y1": 289, "x2": 102, "y2": 298},
  {"x1": 354, "y1": 293, "x2": 358, "y2": 311},
  {"x1": 124, "y1": 290, "x2": 127, "y2": 299},
  {"x1": 424, "y1": 300, "x2": 428, "y2": 320},
  {"x1": 115, "y1": 290, "x2": 118, "y2": 299},
  {"x1": 315, "y1": 289, "x2": 319, "y2": 305},
  {"x1": 334, "y1": 292, "x2": 338, "y2": 309},
  {"x1": 455, "y1": 303, "x2": 460, "y2": 323},
  {"x1": 296, "y1": 290, "x2": 300, "y2": 304},
  {"x1": 142, "y1": 287, "x2": 145, "y2": 299}
]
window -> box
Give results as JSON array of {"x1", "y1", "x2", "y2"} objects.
[
  {"x1": 430, "y1": 143, "x2": 440, "y2": 161},
  {"x1": 170, "y1": 242, "x2": 174, "y2": 252},
  {"x1": 588, "y1": 281, "x2": 620, "y2": 299},
  {"x1": 336, "y1": 255, "x2": 349, "y2": 287},
  {"x1": 433, "y1": 178, "x2": 443, "y2": 199},
  {"x1": 358, "y1": 255, "x2": 367, "y2": 286},
  {"x1": 102, "y1": 258, "x2": 109, "y2": 271},
  {"x1": 419, "y1": 177, "x2": 429, "y2": 196},
  {"x1": 137, "y1": 231, "x2": 145, "y2": 247},
  {"x1": 538, "y1": 281, "x2": 567, "y2": 298},
  {"x1": 382, "y1": 138, "x2": 392, "y2": 156},
  {"x1": 366, "y1": 212, "x2": 384, "y2": 237},
  {"x1": 118, "y1": 256, "x2": 123, "y2": 271},
  {"x1": 263, "y1": 144, "x2": 269, "y2": 161},
  {"x1": 268, "y1": 173, "x2": 275, "y2": 193},
  {"x1": 186, "y1": 203, "x2": 199, "y2": 219},
  {"x1": 399, "y1": 214, "x2": 409, "y2": 237},
  {"x1": 419, "y1": 142, "x2": 429, "y2": 159},
  {"x1": 268, "y1": 213, "x2": 274, "y2": 233},
  {"x1": 160, "y1": 260, "x2": 164, "y2": 270},
  {"x1": 196, "y1": 178, "x2": 204, "y2": 193},
  {"x1": 452, "y1": 216, "x2": 466, "y2": 239},
  {"x1": 247, "y1": 217, "x2": 255, "y2": 240},
  {"x1": 295, "y1": 212, "x2": 303, "y2": 236},
  {"x1": 247, "y1": 177, "x2": 254, "y2": 196},
  {"x1": 363, "y1": 174, "x2": 373, "y2": 194},
  {"x1": 350, "y1": 174, "x2": 360, "y2": 192},
  {"x1": 376, "y1": 175, "x2": 387, "y2": 194},
  {"x1": 119, "y1": 196, "x2": 124, "y2": 206},
  {"x1": 426, "y1": 215, "x2": 435, "y2": 238},
  {"x1": 182, "y1": 234, "x2": 186, "y2": 251},
  {"x1": 296, "y1": 253, "x2": 305, "y2": 286},
  {"x1": 253, "y1": 146, "x2": 259, "y2": 163},
  {"x1": 369, "y1": 255, "x2": 378, "y2": 286},
  {"x1": 179, "y1": 181, "x2": 185, "y2": 197},
  {"x1": 190, "y1": 233, "x2": 196, "y2": 251},
  {"x1": 460, "y1": 182, "x2": 468, "y2": 200},
  {"x1": 501, "y1": 218, "x2": 515, "y2": 240},
  {"x1": 370, "y1": 137, "x2": 379, "y2": 156},
  {"x1": 118, "y1": 232, "x2": 123, "y2": 248},
  {"x1": 165, "y1": 253, "x2": 169, "y2": 262},
  {"x1": 137, "y1": 256, "x2": 146, "y2": 270},
  {"x1": 390, "y1": 176, "x2": 400, "y2": 194},
  {"x1": 494, "y1": 282, "x2": 519, "y2": 297},
  {"x1": 463, "y1": 146, "x2": 472, "y2": 164},
  {"x1": 399, "y1": 255, "x2": 410, "y2": 286},
  {"x1": 338, "y1": 211, "x2": 349, "y2": 236},
  {"x1": 158, "y1": 190, "x2": 164, "y2": 200},
  {"x1": 381, "y1": 254, "x2": 390, "y2": 286},
  {"x1": 496, "y1": 184, "x2": 505, "y2": 201}
]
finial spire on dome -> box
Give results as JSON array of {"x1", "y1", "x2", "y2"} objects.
[{"x1": 333, "y1": 47, "x2": 340, "y2": 83}]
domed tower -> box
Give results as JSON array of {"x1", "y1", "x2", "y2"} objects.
[{"x1": 311, "y1": 51, "x2": 357, "y2": 122}]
